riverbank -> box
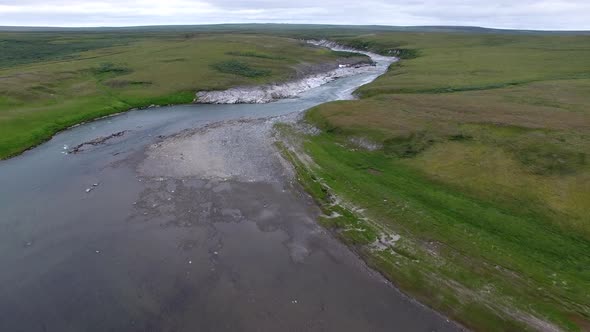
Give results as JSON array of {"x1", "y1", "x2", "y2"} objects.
[
  {"x1": 276, "y1": 32, "x2": 590, "y2": 331},
  {"x1": 194, "y1": 40, "x2": 384, "y2": 104},
  {"x1": 194, "y1": 63, "x2": 373, "y2": 104},
  {"x1": 0, "y1": 33, "x2": 368, "y2": 160}
]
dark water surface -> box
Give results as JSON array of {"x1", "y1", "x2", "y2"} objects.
[{"x1": 0, "y1": 59, "x2": 462, "y2": 331}]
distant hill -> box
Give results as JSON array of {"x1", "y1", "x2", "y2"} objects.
[{"x1": 0, "y1": 24, "x2": 588, "y2": 35}]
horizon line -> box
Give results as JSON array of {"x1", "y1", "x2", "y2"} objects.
[{"x1": 1, "y1": 23, "x2": 589, "y2": 33}]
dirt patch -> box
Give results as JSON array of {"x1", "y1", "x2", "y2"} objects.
[
  {"x1": 568, "y1": 314, "x2": 590, "y2": 331},
  {"x1": 138, "y1": 116, "x2": 297, "y2": 182}
]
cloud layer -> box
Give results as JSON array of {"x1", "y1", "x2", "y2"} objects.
[{"x1": 1, "y1": 0, "x2": 589, "y2": 30}]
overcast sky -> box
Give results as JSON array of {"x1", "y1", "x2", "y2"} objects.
[{"x1": 0, "y1": 0, "x2": 589, "y2": 30}]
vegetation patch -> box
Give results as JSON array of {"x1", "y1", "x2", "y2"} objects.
[
  {"x1": 330, "y1": 50, "x2": 363, "y2": 58},
  {"x1": 105, "y1": 80, "x2": 152, "y2": 88},
  {"x1": 160, "y1": 57, "x2": 187, "y2": 62},
  {"x1": 0, "y1": 35, "x2": 128, "y2": 68},
  {"x1": 514, "y1": 143, "x2": 587, "y2": 175},
  {"x1": 211, "y1": 60, "x2": 272, "y2": 77},
  {"x1": 330, "y1": 38, "x2": 418, "y2": 59},
  {"x1": 382, "y1": 132, "x2": 437, "y2": 158},
  {"x1": 389, "y1": 48, "x2": 420, "y2": 59},
  {"x1": 90, "y1": 62, "x2": 133, "y2": 77},
  {"x1": 226, "y1": 51, "x2": 286, "y2": 60}
]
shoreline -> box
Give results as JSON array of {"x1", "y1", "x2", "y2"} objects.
[
  {"x1": 273, "y1": 123, "x2": 468, "y2": 331},
  {"x1": 194, "y1": 40, "x2": 396, "y2": 104},
  {"x1": 0, "y1": 103, "x2": 172, "y2": 161},
  {"x1": 0, "y1": 40, "x2": 394, "y2": 161},
  {"x1": 194, "y1": 62, "x2": 373, "y2": 104}
]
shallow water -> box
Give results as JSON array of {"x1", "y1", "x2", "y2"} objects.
[{"x1": 0, "y1": 54, "x2": 461, "y2": 332}]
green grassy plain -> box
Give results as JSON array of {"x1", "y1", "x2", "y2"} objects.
[
  {"x1": 0, "y1": 32, "x2": 363, "y2": 159},
  {"x1": 331, "y1": 33, "x2": 590, "y2": 95},
  {"x1": 284, "y1": 31, "x2": 590, "y2": 331}
]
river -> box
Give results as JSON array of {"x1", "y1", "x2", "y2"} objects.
[{"x1": 0, "y1": 46, "x2": 462, "y2": 332}]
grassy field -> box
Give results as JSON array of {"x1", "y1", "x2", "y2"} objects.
[
  {"x1": 280, "y1": 31, "x2": 590, "y2": 331},
  {"x1": 0, "y1": 31, "x2": 365, "y2": 159},
  {"x1": 328, "y1": 33, "x2": 590, "y2": 95}
]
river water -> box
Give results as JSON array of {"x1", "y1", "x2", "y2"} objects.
[{"x1": 0, "y1": 50, "x2": 461, "y2": 331}]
